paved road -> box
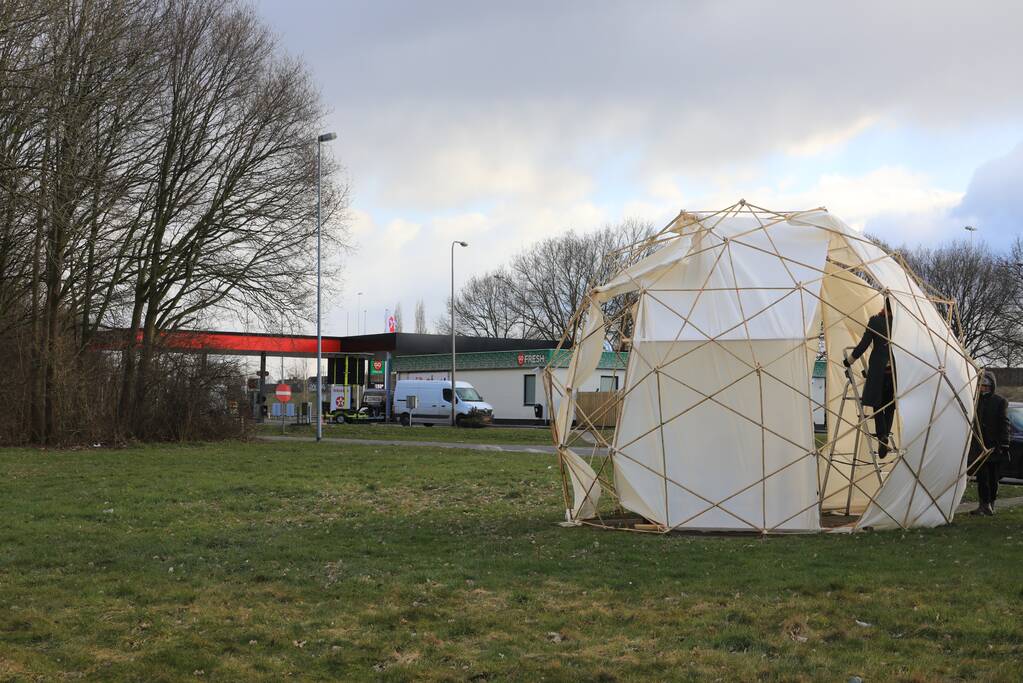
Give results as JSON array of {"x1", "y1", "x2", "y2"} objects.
[
  {"x1": 956, "y1": 495, "x2": 1023, "y2": 514},
  {"x1": 257, "y1": 434, "x2": 564, "y2": 454}
]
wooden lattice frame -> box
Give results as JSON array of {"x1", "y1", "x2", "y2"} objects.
[{"x1": 544, "y1": 200, "x2": 988, "y2": 534}]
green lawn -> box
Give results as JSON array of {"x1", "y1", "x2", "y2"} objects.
[
  {"x1": 1, "y1": 441, "x2": 1022, "y2": 681},
  {"x1": 254, "y1": 422, "x2": 558, "y2": 445}
]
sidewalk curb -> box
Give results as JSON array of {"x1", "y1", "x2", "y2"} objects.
[{"x1": 256, "y1": 434, "x2": 563, "y2": 454}]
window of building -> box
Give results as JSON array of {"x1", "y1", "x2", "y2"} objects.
[
  {"x1": 523, "y1": 374, "x2": 536, "y2": 405},
  {"x1": 599, "y1": 375, "x2": 619, "y2": 392}
]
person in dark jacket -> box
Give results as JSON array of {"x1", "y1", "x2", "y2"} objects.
[
  {"x1": 844, "y1": 299, "x2": 896, "y2": 458},
  {"x1": 969, "y1": 371, "x2": 1010, "y2": 516}
]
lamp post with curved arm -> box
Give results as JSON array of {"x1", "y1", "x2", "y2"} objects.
[
  {"x1": 451, "y1": 240, "x2": 468, "y2": 426},
  {"x1": 315, "y1": 131, "x2": 336, "y2": 442}
]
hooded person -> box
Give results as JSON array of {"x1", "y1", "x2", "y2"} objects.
[
  {"x1": 844, "y1": 298, "x2": 896, "y2": 458},
  {"x1": 969, "y1": 371, "x2": 1010, "y2": 516}
]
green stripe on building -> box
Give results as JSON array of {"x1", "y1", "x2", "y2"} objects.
[
  {"x1": 393, "y1": 349, "x2": 827, "y2": 377},
  {"x1": 393, "y1": 349, "x2": 628, "y2": 372}
]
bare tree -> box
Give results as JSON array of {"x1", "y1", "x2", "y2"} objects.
[
  {"x1": 0, "y1": 0, "x2": 348, "y2": 443},
  {"x1": 443, "y1": 219, "x2": 654, "y2": 342},
  {"x1": 897, "y1": 240, "x2": 1022, "y2": 365},
  {"x1": 1008, "y1": 237, "x2": 1023, "y2": 364},
  {"x1": 118, "y1": 0, "x2": 348, "y2": 433},
  {"x1": 0, "y1": 0, "x2": 166, "y2": 441},
  {"x1": 441, "y1": 269, "x2": 519, "y2": 338},
  {"x1": 414, "y1": 298, "x2": 427, "y2": 333}
]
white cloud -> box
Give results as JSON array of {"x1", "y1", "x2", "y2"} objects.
[
  {"x1": 250, "y1": 1, "x2": 1023, "y2": 336},
  {"x1": 382, "y1": 218, "x2": 422, "y2": 249},
  {"x1": 322, "y1": 199, "x2": 611, "y2": 335},
  {"x1": 626, "y1": 166, "x2": 964, "y2": 239},
  {"x1": 804, "y1": 168, "x2": 963, "y2": 230},
  {"x1": 348, "y1": 208, "x2": 375, "y2": 238},
  {"x1": 785, "y1": 116, "x2": 881, "y2": 157},
  {"x1": 431, "y1": 212, "x2": 492, "y2": 241}
]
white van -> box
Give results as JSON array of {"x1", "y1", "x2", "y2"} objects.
[{"x1": 393, "y1": 380, "x2": 494, "y2": 426}]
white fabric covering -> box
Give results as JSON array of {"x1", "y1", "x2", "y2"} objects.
[{"x1": 553, "y1": 205, "x2": 977, "y2": 533}]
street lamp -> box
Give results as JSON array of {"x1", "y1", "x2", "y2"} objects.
[
  {"x1": 964, "y1": 225, "x2": 977, "y2": 245},
  {"x1": 451, "y1": 240, "x2": 468, "y2": 426},
  {"x1": 316, "y1": 131, "x2": 336, "y2": 443},
  {"x1": 356, "y1": 292, "x2": 363, "y2": 334}
]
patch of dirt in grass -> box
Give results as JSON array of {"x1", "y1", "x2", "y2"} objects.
[{"x1": 781, "y1": 615, "x2": 813, "y2": 643}]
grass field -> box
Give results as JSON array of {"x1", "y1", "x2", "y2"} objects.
[
  {"x1": 2, "y1": 441, "x2": 1022, "y2": 681},
  {"x1": 254, "y1": 422, "x2": 557, "y2": 445}
]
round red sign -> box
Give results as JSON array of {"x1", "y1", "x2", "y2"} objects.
[
  {"x1": 275, "y1": 383, "x2": 292, "y2": 402},
  {"x1": 372, "y1": 360, "x2": 383, "y2": 371}
]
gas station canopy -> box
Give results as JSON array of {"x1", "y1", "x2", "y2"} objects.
[{"x1": 94, "y1": 330, "x2": 562, "y2": 359}]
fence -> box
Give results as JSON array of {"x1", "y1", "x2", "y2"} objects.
[
  {"x1": 990, "y1": 367, "x2": 1023, "y2": 387},
  {"x1": 575, "y1": 391, "x2": 621, "y2": 428}
]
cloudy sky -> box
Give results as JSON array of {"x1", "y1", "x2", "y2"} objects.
[{"x1": 253, "y1": 0, "x2": 1023, "y2": 337}]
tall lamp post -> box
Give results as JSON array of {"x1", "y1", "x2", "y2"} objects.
[
  {"x1": 356, "y1": 291, "x2": 363, "y2": 334},
  {"x1": 315, "y1": 131, "x2": 336, "y2": 443},
  {"x1": 964, "y1": 225, "x2": 977, "y2": 245},
  {"x1": 451, "y1": 240, "x2": 468, "y2": 426}
]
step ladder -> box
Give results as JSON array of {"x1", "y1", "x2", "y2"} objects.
[{"x1": 819, "y1": 348, "x2": 889, "y2": 515}]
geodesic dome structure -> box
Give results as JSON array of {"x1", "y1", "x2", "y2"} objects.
[{"x1": 545, "y1": 201, "x2": 981, "y2": 533}]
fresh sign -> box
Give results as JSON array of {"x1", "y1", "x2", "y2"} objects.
[{"x1": 517, "y1": 352, "x2": 546, "y2": 367}]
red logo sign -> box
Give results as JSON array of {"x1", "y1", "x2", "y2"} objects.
[
  {"x1": 372, "y1": 360, "x2": 383, "y2": 371},
  {"x1": 517, "y1": 353, "x2": 525, "y2": 366},
  {"x1": 275, "y1": 383, "x2": 292, "y2": 402}
]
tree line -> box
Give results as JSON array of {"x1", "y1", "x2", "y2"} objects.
[
  {"x1": 0, "y1": 0, "x2": 347, "y2": 444},
  {"x1": 893, "y1": 238, "x2": 1023, "y2": 366},
  {"x1": 439, "y1": 218, "x2": 656, "y2": 344},
  {"x1": 447, "y1": 220, "x2": 1023, "y2": 366}
]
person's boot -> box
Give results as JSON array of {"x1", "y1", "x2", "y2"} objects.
[
  {"x1": 985, "y1": 501, "x2": 996, "y2": 516},
  {"x1": 970, "y1": 504, "x2": 986, "y2": 516}
]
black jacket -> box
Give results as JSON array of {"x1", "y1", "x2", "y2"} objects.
[
  {"x1": 971, "y1": 372, "x2": 1010, "y2": 464},
  {"x1": 849, "y1": 311, "x2": 894, "y2": 409}
]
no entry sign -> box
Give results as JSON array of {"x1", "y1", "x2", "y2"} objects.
[{"x1": 275, "y1": 383, "x2": 292, "y2": 402}]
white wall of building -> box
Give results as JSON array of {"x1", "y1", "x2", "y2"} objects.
[
  {"x1": 398, "y1": 363, "x2": 823, "y2": 428},
  {"x1": 396, "y1": 366, "x2": 623, "y2": 422}
]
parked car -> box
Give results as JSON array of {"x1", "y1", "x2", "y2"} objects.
[
  {"x1": 392, "y1": 380, "x2": 494, "y2": 427},
  {"x1": 1001, "y1": 402, "x2": 1023, "y2": 482}
]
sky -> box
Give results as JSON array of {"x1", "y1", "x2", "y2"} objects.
[{"x1": 252, "y1": 0, "x2": 1023, "y2": 339}]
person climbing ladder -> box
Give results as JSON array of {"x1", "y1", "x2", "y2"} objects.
[{"x1": 844, "y1": 297, "x2": 896, "y2": 458}]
